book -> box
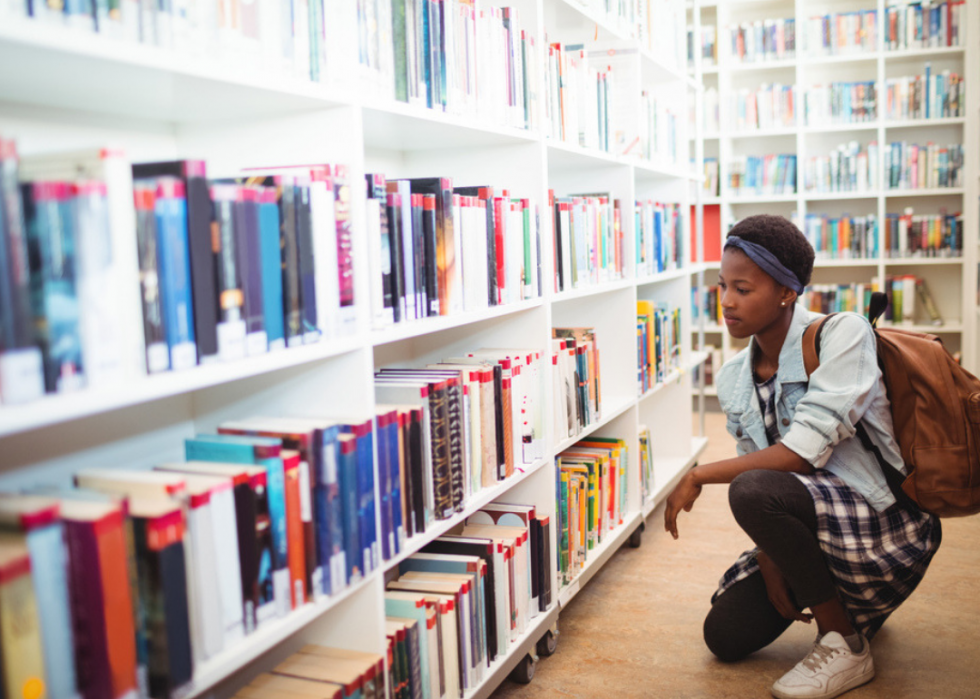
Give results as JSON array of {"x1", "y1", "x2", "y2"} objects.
[
  {"x1": 0, "y1": 537, "x2": 46, "y2": 699},
  {"x1": 153, "y1": 177, "x2": 197, "y2": 370},
  {"x1": 0, "y1": 495, "x2": 77, "y2": 699}
]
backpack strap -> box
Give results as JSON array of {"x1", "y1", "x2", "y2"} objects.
[{"x1": 802, "y1": 310, "x2": 919, "y2": 511}]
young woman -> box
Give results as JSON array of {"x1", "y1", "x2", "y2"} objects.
[{"x1": 664, "y1": 215, "x2": 941, "y2": 699}]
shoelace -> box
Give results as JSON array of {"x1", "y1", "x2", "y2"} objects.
[{"x1": 801, "y1": 642, "x2": 842, "y2": 672}]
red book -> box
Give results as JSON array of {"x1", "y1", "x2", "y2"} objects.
[{"x1": 281, "y1": 450, "x2": 307, "y2": 608}]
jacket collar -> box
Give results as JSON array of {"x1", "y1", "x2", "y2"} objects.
[{"x1": 728, "y1": 304, "x2": 813, "y2": 419}]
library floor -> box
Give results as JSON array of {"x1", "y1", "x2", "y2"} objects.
[{"x1": 492, "y1": 411, "x2": 980, "y2": 699}]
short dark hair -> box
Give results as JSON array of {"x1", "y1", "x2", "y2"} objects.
[{"x1": 727, "y1": 214, "x2": 814, "y2": 288}]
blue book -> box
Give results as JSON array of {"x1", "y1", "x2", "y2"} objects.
[
  {"x1": 257, "y1": 188, "x2": 285, "y2": 350},
  {"x1": 22, "y1": 182, "x2": 84, "y2": 394},
  {"x1": 344, "y1": 419, "x2": 378, "y2": 578},
  {"x1": 0, "y1": 497, "x2": 78, "y2": 699},
  {"x1": 184, "y1": 433, "x2": 289, "y2": 617},
  {"x1": 387, "y1": 412, "x2": 404, "y2": 553},
  {"x1": 154, "y1": 177, "x2": 197, "y2": 370},
  {"x1": 385, "y1": 593, "x2": 432, "y2": 698},
  {"x1": 338, "y1": 433, "x2": 362, "y2": 583},
  {"x1": 924, "y1": 63, "x2": 932, "y2": 119},
  {"x1": 374, "y1": 410, "x2": 393, "y2": 562}
]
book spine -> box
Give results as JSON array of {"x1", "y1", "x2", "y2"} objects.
[
  {"x1": 445, "y1": 379, "x2": 465, "y2": 512},
  {"x1": 182, "y1": 163, "x2": 219, "y2": 364},
  {"x1": 155, "y1": 178, "x2": 197, "y2": 370},
  {"x1": 257, "y1": 189, "x2": 286, "y2": 350},
  {"x1": 279, "y1": 181, "x2": 303, "y2": 347},
  {"x1": 295, "y1": 183, "x2": 319, "y2": 342},
  {"x1": 333, "y1": 166, "x2": 356, "y2": 329},
  {"x1": 339, "y1": 435, "x2": 362, "y2": 583}
]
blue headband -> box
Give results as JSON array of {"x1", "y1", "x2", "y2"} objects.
[{"x1": 724, "y1": 237, "x2": 804, "y2": 294}]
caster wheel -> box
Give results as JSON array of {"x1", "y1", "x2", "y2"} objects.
[
  {"x1": 629, "y1": 522, "x2": 644, "y2": 549},
  {"x1": 509, "y1": 653, "x2": 536, "y2": 684},
  {"x1": 537, "y1": 630, "x2": 558, "y2": 657}
]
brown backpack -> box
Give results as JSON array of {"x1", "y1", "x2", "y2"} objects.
[{"x1": 802, "y1": 292, "x2": 980, "y2": 517}]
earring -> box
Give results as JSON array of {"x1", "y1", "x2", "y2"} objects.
[{"x1": 781, "y1": 302, "x2": 786, "y2": 306}]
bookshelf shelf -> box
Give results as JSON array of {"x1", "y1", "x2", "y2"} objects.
[
  {"x1": 884, "y1": 257, "x2": 964, "y2": 266},
  {"x1": 884, "y1": 45, "x2": 966, "y2": 60},
  {"x1": 643, "y1": 436, "x2": 709, "y2": 517},
  {"x1": 0, "y1": 1, "x2": 709, "y2": 696},
  {"x1": 557, "y1": 510, "x2": 643, "y2": 608},
  {"x1": 0, "y1": 335, "x2": 366, "y2": 439},
  {"x1": 691, "y1": 324, "x2": 725, "y2": 333},
  {"x1": 0, "y1": 21, "x2": 349, "y2": 122},
  {"x1": 885, "y1": 117, "x2": 967, "y2": 130},
  {"x1": 813, "y1": 258, "x2": 881, "y2": 267},
  {"x1": 369, "y1": 299, "x2": 545, "y2": 348},
  {"x1": 804, "y1": 191, "x2": 878, "y2": 200},
  {"x1": 802, "y1": 123, "x2": 879, "y2": 135},
  {"x1": 805, "y1": 52, "x2": 879, "y2": 65},
  {"x1": 727, "y1": 193, "x2": 798, "y2": 203},
  {"x1": 727, "y1": 58, "x2": 797, "y2": 73},
  {"x1": 727, "y1": 126, "x2": 798, "y2": 139},
  {"x1": 885, "y1": 188, "x2": 965, "y2": 197}
]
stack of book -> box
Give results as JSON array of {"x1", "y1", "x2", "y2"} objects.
[
  {"x1": 883, "y1": 208, "x2": 963, "y2": 257},
  {"x1": 884, "y1": 1, "x2": 966, "y2": 50},
  {"x1": 728, "y1": 154, "x2": 798, "y2": 197},
  {"x1": 692, "y1": 285, "x2": 723, "y2": 326},
  {"x1": 728, "y1": 84, "x2": 797, "y2": 132},
  {"x1": 884, "y1": 66, "x2": 965, "y2": 121},
  {"x1": 798, "y1": 213, "x2": 879, "y2": 260},
  {"x1": 552, "y1": 328, "x2": 601, "y2": 444},
  {"x1": 635, "y1": 200, "x2": 683, "y2": 278},
  {"x1": 886, "y1": 142, "x2": 964, "y2": 190},
  {"x1": 235, "y1": 646, "x2": 385, "y2": 699},
  {"x1": 877, "y1": 274, "x2": 944, "y2": 326},
  {"x1": 371, "y1": 4, "x2": 539, "y2": 130},
  {"x1": 639, "y1": 90, "x2": 678, "y2": 165},
  {"x1": 367, "y1": 177, "x2": 540, "y2": 329},
  {"x1": 804, "y1": 141, "x2": 880, "y2": 194},
  {"x1": 805, "y1": 9, "x2": 878, "y2": 56},
  {"x1": 374, "y1": 351, "x2": 546, "y2": 527},
  {"x1": 550, "y1": 192, "x2": 625, "y2": 292},
  {"x1": 687, "y1": 24, "x2": 718, "y2": 68},
  {"x1": 384, "y1": 502, "x2": 552, "y2": 698},
  {"x1": 8, "y1": 0, "x2": 338, "y2": 83},
  {"x1": 804, "y1": 81, "x2": 877, "y2": 126},
  {"x1": 726, "y1": 17, "x2": 797, "y2": 64},
  {"x1": 556, "y1": 437, "x2": 629, "y2": 586},
  {"x1": 636, "y1": 301, "x2": 681, "y2": 394},
  {"x1": 0, "y1": 142, "x2": 357, "y2": 407}
]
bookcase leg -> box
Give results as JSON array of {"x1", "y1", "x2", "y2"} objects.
[
  {"x1": 629, "y1": 521, "x2": 646, "y2": 549},
  {"x1": 509, "y1": 653, "x2": 538, "y2": 685}
]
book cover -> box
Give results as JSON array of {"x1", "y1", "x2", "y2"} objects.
[
  {"x1": 237, "y1": 186, "x2": 268, "y2": 354},
  {"x1": 294, "y1": 183, "x2": 319, "y2": 342},
  {"x1": 256, "y1": 187, "x2": 285, "y2": 350},
  {"x1": 280, "y1": 450, "x2": 307, "y2": 608},
  {"x1": 153, "y1": 177, "x2": 197, "y2": 370},
  {"x1": 132, "y1": 184, "x2": 169, "y2": 374},
  {"x1": 208, "y1": 183, "x2": 247, "y2": 362},
  {"x1": 407, "y1": 178, "x2": 456, "y2": 315}
]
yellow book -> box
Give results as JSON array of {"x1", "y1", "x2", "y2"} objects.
[{"x1": 0, "y1": 537, "x2": 46, "y2": 699}]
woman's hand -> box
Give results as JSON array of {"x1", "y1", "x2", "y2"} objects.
[
  {"x1": 664, "y1": 470, "x2": 702, "y2": 540},
  {"x1": 757, "y1": 551, "x2": 813, "y2": 623}
]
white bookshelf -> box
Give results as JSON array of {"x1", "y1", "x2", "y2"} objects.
[
  {"x1": 687, "y1": 0, "x2": 979, "y2": 382},
  {"x1": 0, "y1": 2, "x2": 706, "y2": 698}
]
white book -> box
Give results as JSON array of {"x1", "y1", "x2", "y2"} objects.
[
  {"x1": 183, "y1": 478, "x2": 225, "y2": 662},
  {"x1": 309, "y1": 173, "x2": 339, "y2": 339}
]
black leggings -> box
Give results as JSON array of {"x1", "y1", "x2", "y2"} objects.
[{"x1": 703, "y1": 470, "x2": 838, "y2": 662}]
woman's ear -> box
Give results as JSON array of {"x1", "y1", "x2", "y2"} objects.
[{"x1": 780, "y1": 289, "x2": 797, "y2": 308}]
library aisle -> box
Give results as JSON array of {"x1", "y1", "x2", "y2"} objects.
[{"x1": 491, "y1": 412, "x2": 980, "y2": 699}]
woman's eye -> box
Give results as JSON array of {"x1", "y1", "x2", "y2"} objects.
[{"x1": 736, "y1": 288, "x2": 749, "y2": 295}]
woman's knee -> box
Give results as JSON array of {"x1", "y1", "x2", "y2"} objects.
[
  {"x1": 703, "y1": 607, "x2": 751, "y2": 663},
  {"x1": 728, "y1": 470, "x2": 776, "y2": 526}
]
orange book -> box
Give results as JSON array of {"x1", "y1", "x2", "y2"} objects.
[{"x1": 282, "y1": 450, "x2": 307, "y2": 607}]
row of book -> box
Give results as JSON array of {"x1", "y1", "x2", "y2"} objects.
[
  {"x1": 636, "y1": 201, "x2": 684, "y2": 279},
  {"x1": 727, "y1": 154, "x2": 798, "y2": 197},
  {"x1": 804, "y1": 10, "x2": 878, "y2": 56},
  {"x1": 638, "y1": 91, "x2": 678, "y2": 166},
  {"x1": 726, "y1": 18, "x2": 797, "y2": 64},
  {"x1": 232, "y1": 647, "x2": 385, "y2": 699},
  {"x1": 804, "y1": 141, "x2": 881, "y2": 194},
  {"x1": 543, "y1": 44, "x2": 622, "y2": 155},
  {"x1": 556, "y1": 437, "x2": 629, "y2": 587},
  {"x1": 366, "y1": 3, "x2": 540, "y2": 131},
  {"x1": 550, "y1": 193, "x2": 625, "y2": 293},
  {"x1": 886, "y1": 141, "x2": 964, "y2": 190},
  {"x1": 801, "y1": 276, "x2": 944, "y2": 326},
  {"x1": 883, "y1": 68, "x2": 965, "y2": 121},
  {"x1": 687, "y1": 24, "x2": 718, "y2": 67},
  {"x1": 0, "y1": 143, "x2": 359, "y2": 406},
  {"x1": 636, "y1": 301, "x2": 681, "y2": 395},
  {"x1": 796, "y1": 213, "x2": 880, "y2": 261},
  {"x1": 374, "y1": 354, "x2": 547, "y2": 526},
  {"x1": 384, "y1": 503, "x2": 552, "y2": 699},
  {"x1": 692, "y1": 285, "x2": 723, "y2": 327},
  {"x1": 7, "y1": 0, "x2": 338, "y2": 83},
  {"x1": 884, "y1": 1, "x2": 966, "y2": 51},
  {"x1": 570, "y1": 0, "x2": 684, "y2": 68},
  {"x1": 552, "y1": 328, "x2": 601, "y2": 444},
  {"x1": 366, "y1": 177, "x2": 541, "y2": 329},
  {"x1": 883, "y1": 209, "x2": 963, "y2": 258},
  {"x1": 728, "y1": 84, "x2": 796, "y2": 132},
  {"x1": 804, "y1": 81, "x2": 877, "y2": 126}
]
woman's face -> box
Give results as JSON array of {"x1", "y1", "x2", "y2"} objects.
[{"x1": 718, "y1": 248, "x2": 791, "y2": 339}]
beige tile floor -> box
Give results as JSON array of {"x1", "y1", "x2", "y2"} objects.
[{"x1": 491, "y1": 411, "x2": 980, "y2": 699}]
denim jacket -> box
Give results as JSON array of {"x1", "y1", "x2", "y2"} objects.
[{"x1": 716, "y1": 303, "x2": 904, "y2": 512}]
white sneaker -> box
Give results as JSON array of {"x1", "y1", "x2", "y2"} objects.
[{"x1": 771, "y1": 631, "x2": 875, "y2": 699}]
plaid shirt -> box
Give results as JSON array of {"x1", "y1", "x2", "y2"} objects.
[{"x1": 716, "y1": 375, "x2": 943, "y2": 640}]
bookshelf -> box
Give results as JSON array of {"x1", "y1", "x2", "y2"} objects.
[
  {"x1": 0, "y1": 2, "x2": 707, "y2": 698},
  {"x1": 686, "y1": 0, "x2": 979, "y2": 387}
]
